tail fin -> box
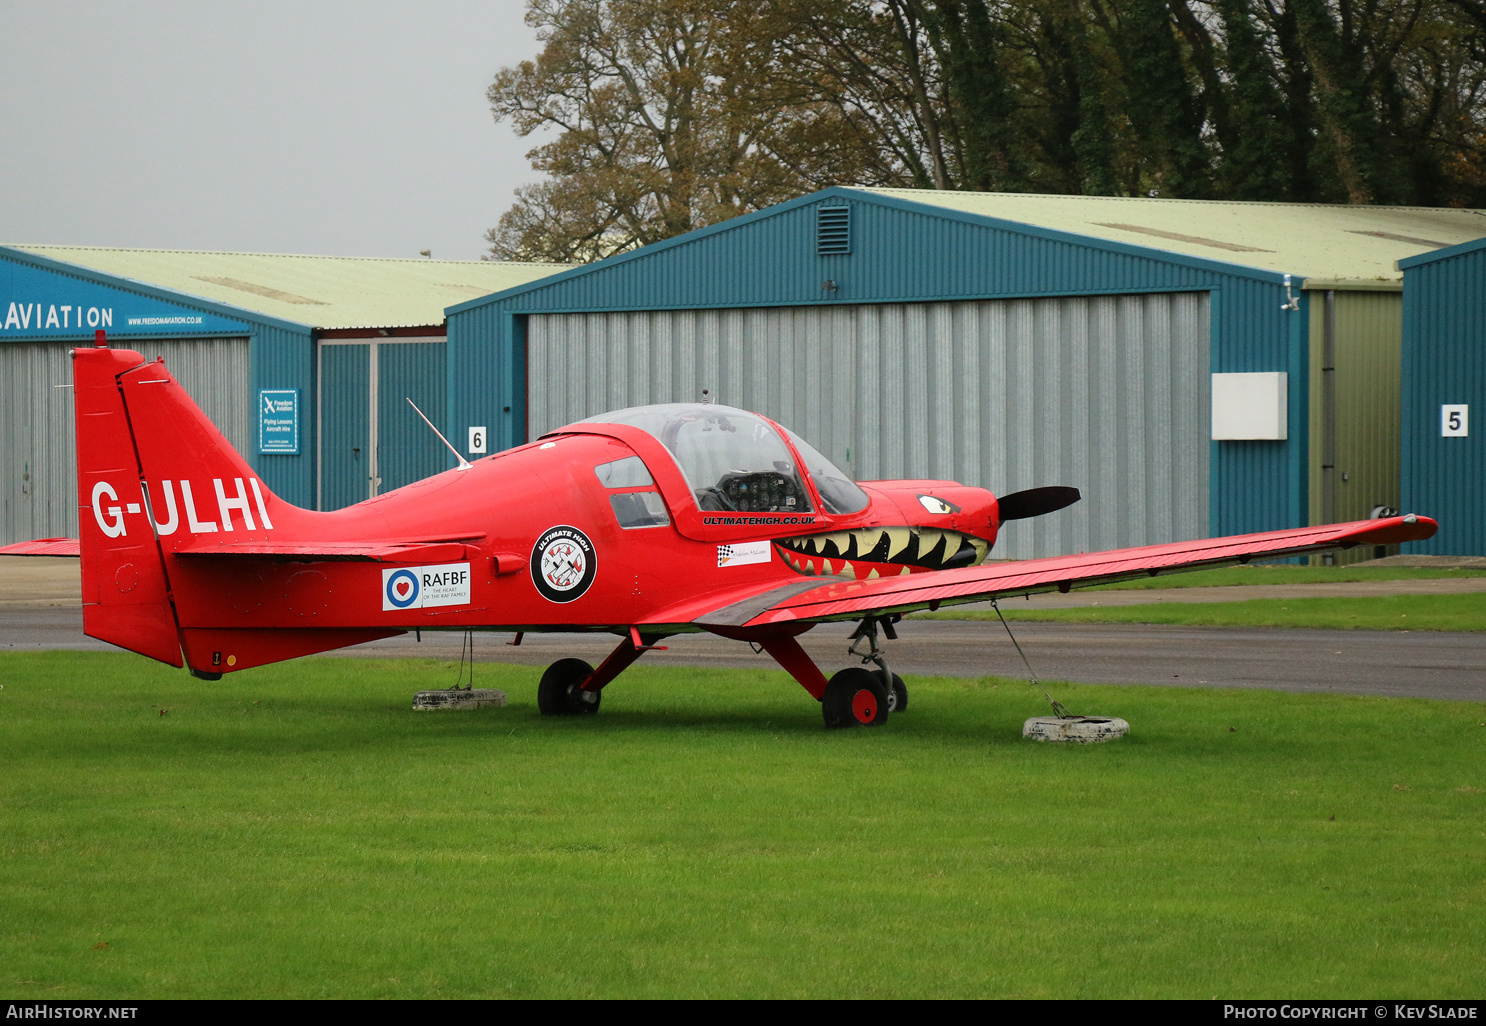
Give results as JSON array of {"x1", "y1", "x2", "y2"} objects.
[
  {"x1": 74, "y1": 341, "x2": 303, "y2": 671},
  {"x1": 73, "y1": 345, "x2": 183, "y2": 666},
  {"x1": 76, "y1": 342, "x2": 398, "y2": 677}
]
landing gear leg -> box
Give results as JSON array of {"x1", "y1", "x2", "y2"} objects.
[
  {"x1": 729, "y1": 624, "x2": 899, "y2": 730},
  {"x1": 848, "y1": 615, "x2": 907, "y2": 713},
  {"x1": 888, "y1": 673, "x2": 908, "y2": 713},
  {"x1": 537, "y1": 628, "x2": 668, "y2": 716}
]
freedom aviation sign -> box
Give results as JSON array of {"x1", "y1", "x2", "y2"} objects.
[{"x1": 0, "y1": 255, "x2": 251, "y2": 338}]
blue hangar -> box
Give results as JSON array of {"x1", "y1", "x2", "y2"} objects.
[
  {"x1": 0, "y1": 245, "x2": 565, "y2": 544},
  {"x1": 1400, "y1": 236, "x2": 1486, "y2": 557},
  {"x1": 446, "y1": 188, "x2": 1486, "y2": 560}
]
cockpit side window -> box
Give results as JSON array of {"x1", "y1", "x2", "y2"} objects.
[
  {"x1": 581, "y1": 405, "x2": 813, "y2": 514},
  {"x1": 594, "y1": 455, "x2": 670, "y2": 528},
  {"x1": 593, "y1": 456, "x2": 653, "y2": 488},
  {"x1": 609, "y1": 492, "x2": 670, "y2": 528}
]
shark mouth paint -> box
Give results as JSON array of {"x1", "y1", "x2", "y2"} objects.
[{"x1": 775, "y1": 527, "x2": 992, "y2": 579}]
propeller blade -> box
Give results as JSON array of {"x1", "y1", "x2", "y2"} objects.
[{"x1": 997, "y1": 486, "x2": 1081, "y2": 521}]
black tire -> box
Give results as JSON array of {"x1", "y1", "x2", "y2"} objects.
[
  {"x1": 822, "y1": 667, "x2": 889, "y2": 729},
  {"x1": 537, "y1": 658, "x2": 601, "y2": 716},
  {"x1": 887, "y1": 673, "x2": 908, "y2": 713}
]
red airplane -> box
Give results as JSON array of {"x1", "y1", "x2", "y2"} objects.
[{"x1": 10, "y1": 338, "x2": 1438, "y2": 728}]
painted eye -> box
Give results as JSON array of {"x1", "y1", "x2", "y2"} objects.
[{"x1": 918, "y1": 495, "x2": 959, "y2": 515}]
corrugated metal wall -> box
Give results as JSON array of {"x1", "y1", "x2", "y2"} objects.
[
  {"x1": 528, "y1": 293, "x2": 1210, "y2": 558},
  {"x1": 318, "y1": 343, "x2": 372, "y2": 510},
  {"x1": 1401, "y1": 244, "x2": 1486, "y2": 555},
  {"x1": 1306, "y1": 289, "x2": 1402, "y2": 563},
  {"x1": 0, "y1": 337, "x2": 250, "y2": 543},
  {"x1": 247, "y1": 323, "x2": 316, "y2": 508},
  {"x1": 316, "y1": 339, "x2": 447, "y2": 510},
  {"x1": 445, "y1": 304, "x2": 526, "y2": 459}
]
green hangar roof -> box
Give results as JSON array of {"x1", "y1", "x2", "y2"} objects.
[
  {"x1": 859, "y1": 189, "x2": 1486, "y2": 288},
  {"x1": 7, "y1": 245, "x2": 570, "y2": 329}
]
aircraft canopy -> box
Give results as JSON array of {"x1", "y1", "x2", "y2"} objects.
[{"x1": 579, "y1": 403, "x2": 866, "y2": 515}]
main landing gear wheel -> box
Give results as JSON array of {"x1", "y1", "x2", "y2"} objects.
[
  {"x1": 537, "y1": 658, "x2": 601, "y2": 716},
  {"x1": 886, "y1": 673, "x2": 907, "y2": 713},
  {"x1": 823, "y1": 667, "x2": 889, "y2": 729}
]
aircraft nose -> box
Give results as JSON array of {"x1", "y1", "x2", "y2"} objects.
[{"x1": 881, "y1": 485, "x2": 997, "y2": 536}]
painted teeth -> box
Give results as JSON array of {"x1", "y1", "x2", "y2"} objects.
[
  {"x1": 777, "y1": 526, "x2": 995, "y2": 576},
  {"x1": 917, "y1": 529, "x2": 943, "y2": 560},
  {"x1": 884, "y1": 527, "x2": 912, "y2": 560}
]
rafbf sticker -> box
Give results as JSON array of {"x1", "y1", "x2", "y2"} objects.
[
  {"x1": 531, "y1": 526, "x2": 596, "y2": 603},
  {"x1": 382, "y1": 562, "x2": 471, "y2": 611}
]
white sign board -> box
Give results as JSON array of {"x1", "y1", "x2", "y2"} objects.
[
  {"x1": 1442, "y1": 405, "x2": 1469, "y2": 437},
  {"x1": 468, "y1": 426, "x2": 488, "y2": 454},
  {"x1": 382, "y1": 563, "x2": 471, "y2": 611},
  {"x1": 1212, "y1": 372, "x2": 1288, "y2": 440}
]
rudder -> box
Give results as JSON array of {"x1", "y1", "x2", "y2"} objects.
[{"x1": 73, "y1": 343, "x2": 183, "y2": 666}]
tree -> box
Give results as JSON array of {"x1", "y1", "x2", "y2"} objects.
[
  {"x1": 487, "y1": 0, "x2": 1486, "y2": 262},
  {"x1": 486, "y1": 0, "x2": 877, "y2": 261}
]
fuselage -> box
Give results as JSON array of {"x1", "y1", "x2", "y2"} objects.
[{"x1": 152, "y1": 406, "x2": 1003, "y2": 637}]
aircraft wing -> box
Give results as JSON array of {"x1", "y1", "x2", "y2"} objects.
[{"x1": 693, "y1": 515, "x2": 1438, "y2": 629}]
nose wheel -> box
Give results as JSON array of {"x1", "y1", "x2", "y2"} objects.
[
  {"x1": 823, "y1": 668, "x2": 889, "y2": 728},
  {"x1": 826, "y1": 612, "x2": 903, "y2": 722},
  {"x1": 824, "y1": 617, "x2": 908, "y2": 728}
]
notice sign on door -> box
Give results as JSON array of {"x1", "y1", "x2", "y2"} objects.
[{"x1": 259, "y1": 389, "x2": 300, "y2": 454}]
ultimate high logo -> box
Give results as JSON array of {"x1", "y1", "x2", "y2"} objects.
[{"x1": 531, "y1": 526, "x2": 596, "y2": 603}]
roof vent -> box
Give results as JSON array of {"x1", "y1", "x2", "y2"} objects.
[{"x1": 817, "y1": 205, "x2": 851, "y2": 255}]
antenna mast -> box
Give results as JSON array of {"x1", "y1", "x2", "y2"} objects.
[{"x1": 406, "y1": 398, "x2": 473, "y2": 471}]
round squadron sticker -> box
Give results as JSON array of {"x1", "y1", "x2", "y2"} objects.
[
  {"x1": 531, "y1": 525, "x2": 596, "y2": 603},
  {"x1": 385, "y1": 568, "x2": 420, "y2": 608}
]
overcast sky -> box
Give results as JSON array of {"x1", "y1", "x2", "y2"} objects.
[{"x1": 0, "y1": 1, "x2": 546, "y2": 261}]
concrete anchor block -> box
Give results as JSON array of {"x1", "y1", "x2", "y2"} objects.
[
  {"x1": 413, "y1": 688, "x2": 508, "y2": 711},
  {"x1": 1023, "y1": 715, "x2": 1129, "y2": 743}
]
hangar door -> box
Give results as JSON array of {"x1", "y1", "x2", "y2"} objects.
[
  {"x1": 527, "y1": 294, "x2": 1210, "y2": 559},
  {"x1": 317, "y1": 338, "x2": 447, "y2": 510},
  {"x1": 0, "y1": 336, "x2": 250, "y2": 545}
]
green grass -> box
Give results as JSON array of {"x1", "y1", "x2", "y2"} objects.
[
  {"x1": 922, "y1": 592, "x2": 1486, "y2": 631},
  {"x1": 1, "y1": 652, "x2": 1483, "y2": 998},
  {"x1": 1089, "y1": 564, "x2": 1486, "y2": 590}
]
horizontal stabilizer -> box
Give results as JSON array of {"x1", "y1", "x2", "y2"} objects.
[{"x1": 0, "y1": 538, "x2": 80, "y2": 557}]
